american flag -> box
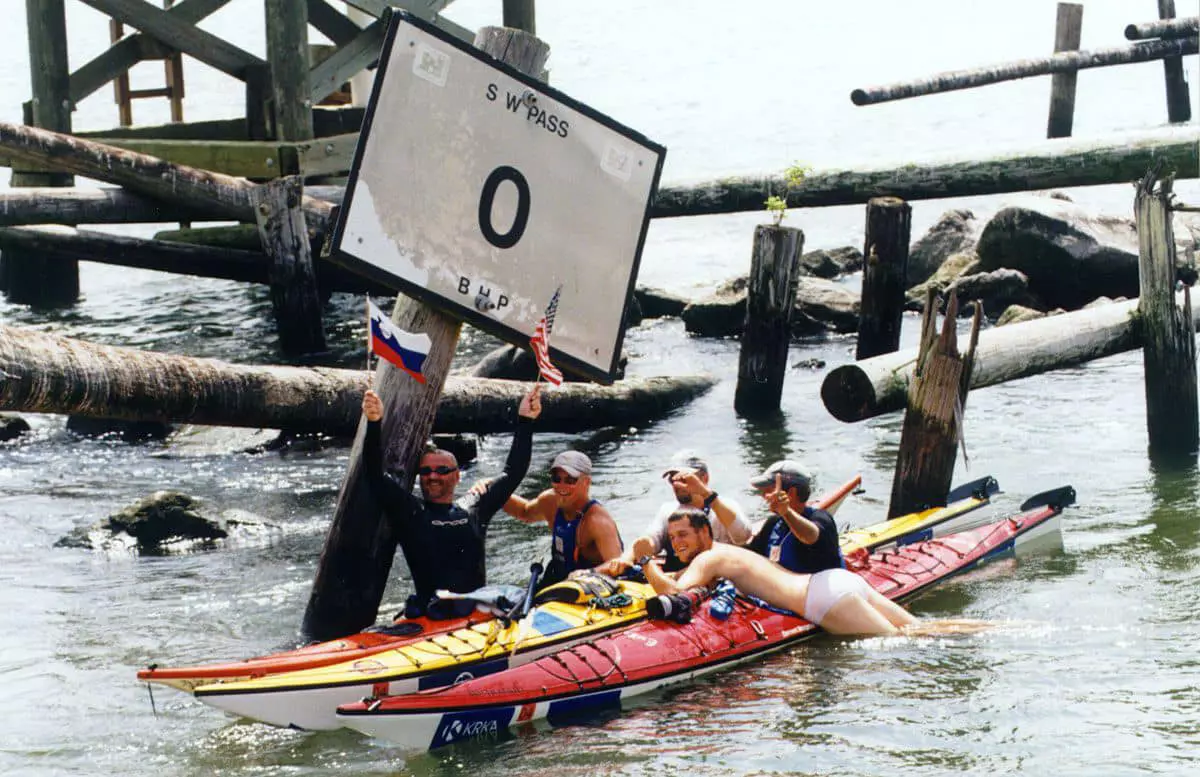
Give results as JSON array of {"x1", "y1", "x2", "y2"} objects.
[{"x1": 530, "y1": 285, "x2": 563, "y2": 385}]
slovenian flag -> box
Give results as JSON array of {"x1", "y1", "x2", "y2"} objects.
[{"x1": 368, "y1": 300, "x2": 432, "y2": 384}]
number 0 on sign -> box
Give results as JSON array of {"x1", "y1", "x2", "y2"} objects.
[{"x1": 329, "y1": 12, "x2": 666, "y2": 384}]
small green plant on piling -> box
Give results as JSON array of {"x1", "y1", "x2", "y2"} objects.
[{"x1": 765, "y1": 162, "x2": 813, "y2": 226}]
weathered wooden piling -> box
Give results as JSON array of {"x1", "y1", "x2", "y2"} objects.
[
  {"x1": 264, "y1": 0, "x2": 314, "y2": 141},
  {"x1": 503, "y1": 0, "x2": 536, "y2": 34},
  {"x1": 0, "y1": 322, "x2": 715, "y2": 436},
  {"x1": 301, "y1": 27, "x2": 552, "y2": 642},
  {"x1": 734, "y1": 224, "x2": 803, "y2": 415},
  {"x1": 888, "y1": 290, "x2": 981, "y2": 519},
  {"x1": 856, "y1": 197, "x2": 911, "y2": 360},
  {"x1": 1046, "y1": 3, "x2": 1084, "y2": 139},
  {"x1": 850, "y1": 36, "x2": 1198, "y2": 106},
  {"x1": 4, "y1": 0, "x2": 77, "y2": 305},
  {"x1": 251, "y1": 176, "x2": 325, "y2": 356},
  {"x1": 1156, "y1": 1, "x2": 1193, "y2": 124},
  {"x1": 1136, "y1": 168, "x2": 1198, "y2": 458}
]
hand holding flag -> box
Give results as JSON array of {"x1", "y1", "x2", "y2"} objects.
[
  {"x1": 530, "y1": 285, "x2": 563, "y2": 386},
  {"x1": 367, "y1": 299, "x2": 432, "y2": 384}
]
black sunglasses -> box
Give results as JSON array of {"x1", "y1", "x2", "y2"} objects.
[
  {"x1": 418, "y1": 465, "x2": 458, "y2": 476},
  {"x1": 550, "y1": 472, "x2": 579, "y2": 485}
]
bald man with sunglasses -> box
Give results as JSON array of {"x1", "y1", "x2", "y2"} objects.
[{"x1": 361, "y1": 385, "x2": 542, "y2": 619}]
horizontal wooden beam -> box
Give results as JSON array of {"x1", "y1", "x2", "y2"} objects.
[
  {"x1": 0, "y1": 137, "x2": 292, "y2": 179},
  {"x1": 1126, "y1": 16, "x2": 1199, "y2": 40},
  {"x1": 77, "y1": 117, "x2": 247, "y2": 141},
  {"x1": 0, "y1": 224, "x2": 378, "y2": 293},
  {"x1": 309, "y1": 11, "x2": 390, "y2": 104},
  {"x1": 651, "y1": 127, "x2": 1200, "y2": 217},
  {"x1": 0, "y1": 186, "x2": 343, "y2": 227},
  {"x1": 77, "y1": 0, "x2": 264, "y2": 80},
  {"x1": 2, "y1": 128, "x2": 1192, "y2": 223},
  {"x1": 852, "y1": 36, "x2": 1198, "y2": 106},
  {"x1": 294, "y1": 133, "x2": 359, "y2": 178},
  {"x1": 0, "y1": 122, "x2": 337, "y2": 236}
]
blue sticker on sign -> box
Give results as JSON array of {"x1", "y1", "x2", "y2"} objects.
[{"x1": 432, "y1": 707, "x2": 516, "y2": 748}]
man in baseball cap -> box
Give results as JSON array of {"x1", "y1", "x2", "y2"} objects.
[
  {"x1": 501, "y1": 448, "x2": 623, "y2": 588},
  {"x1": 747, "y1": 459, "x2": 844, "y2": 574},
  {"x1": 597, "y1": 450, "x2": 753, "y2": 577}
]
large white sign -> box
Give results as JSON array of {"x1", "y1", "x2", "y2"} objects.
[{"x1": 329, "y1": 13, "x2": 666, "y2": 383}]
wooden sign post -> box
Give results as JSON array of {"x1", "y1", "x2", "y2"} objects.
[
  {"x1": 302, "y1": 13, "x2": 663, "y2": 640},
  {"x1": 301, "y1": 27, "x2": 551, "y2": 641}
]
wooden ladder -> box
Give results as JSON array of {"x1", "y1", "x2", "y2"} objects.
[{"x1": 110, "y1": 0, "x2": 185, "y2": 126}]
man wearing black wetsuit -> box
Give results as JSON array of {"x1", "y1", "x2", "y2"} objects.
[
  {"x1": 746, "y1": 460, "x2": 844, "y2": 574},
  {"x1": 361, "y1": 385, "x2": 541, "y2": 618}
]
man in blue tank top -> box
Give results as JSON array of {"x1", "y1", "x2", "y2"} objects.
[
  {"x1": 746, "y1": 460, "x2": 844, "y2": 574},
  {"x1": 501, "y1": 450, "x2": 624, "y2": 588}
]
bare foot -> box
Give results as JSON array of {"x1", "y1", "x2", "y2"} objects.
[{"x1": 900, "y1": 618, "x2": 998, "y2": 637}]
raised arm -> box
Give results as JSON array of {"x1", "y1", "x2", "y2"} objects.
[
  {"x1": 361, "y1": 390, "x2": 420, "y2": 514},
  {"x1": 474, "y1": 385, "x2": 541, "y2": 522},
  {"x1": 766, "y1": 474, "x2": 821, "y2": 545},
  {"x1": 674, "y1": 471, "x2": 753, "y2": 544}
]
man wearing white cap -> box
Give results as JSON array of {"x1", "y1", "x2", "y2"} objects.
[
  {"x1": 747, "y1": 459, "x2": 844, "y2": 574},
  {"x1": 501, "y1": 449, "x2": 624, "y2": 587},
  {"x1": 598, "y1": 450, "x2": 752, "y2": 576}
]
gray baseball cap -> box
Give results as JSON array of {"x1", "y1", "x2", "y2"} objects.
[
  {"x1": 551, "y1": 450, "x2": 592, "y2": 477},
  {"x1": 749, "y1": 460, "x2": 813, "y2": 490},
  {"x1": 662, "y1": 450, "x2": 709, "y2": 477}
]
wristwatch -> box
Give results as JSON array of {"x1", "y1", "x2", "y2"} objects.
[
  {"x1": 702, "y1": 491, "x2": 719, "y2": 509},
  {"x1": 636, "y1": 555, "x2": 654, "y2": 567}
]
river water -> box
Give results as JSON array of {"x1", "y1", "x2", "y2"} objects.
[{"x1": 1, "y1": 1, "x2": 1198, "y2": 775}]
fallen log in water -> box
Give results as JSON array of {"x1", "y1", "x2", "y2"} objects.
[
  {"x1": 0, "y1": 325, "x2": 714, "y2": 435},
  {"x1": 820, "y1": 293, "x2": 1200, "y2": 422}
]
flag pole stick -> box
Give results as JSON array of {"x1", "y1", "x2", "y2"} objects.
[{"x1": 365, "y1": 296, "x2": 373, "y2": 388}]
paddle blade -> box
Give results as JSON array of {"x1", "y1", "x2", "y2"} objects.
[
  {"x1": 1020, "y1": 485, "x2": 1076, "y2": 511},
  {"x1": 947, "y1": 475, "x2": 1000, "y2": 503}
]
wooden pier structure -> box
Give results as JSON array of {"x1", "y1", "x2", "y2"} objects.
[{"x1": 1, "y1": 1, "x2": 1198, "y2": 510}]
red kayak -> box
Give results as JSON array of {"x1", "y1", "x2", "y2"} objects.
[{"x1": 336, "y1": 485, "x2": 1075, "y2": 750}]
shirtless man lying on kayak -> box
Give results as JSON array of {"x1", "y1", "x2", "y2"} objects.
[{"x1": 643, "y1": 468, "x2": 915, "y2": 636}]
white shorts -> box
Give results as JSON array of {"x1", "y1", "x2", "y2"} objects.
[{"x1": 803, "y1": 568, "x2": 871, "y2": 624}]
